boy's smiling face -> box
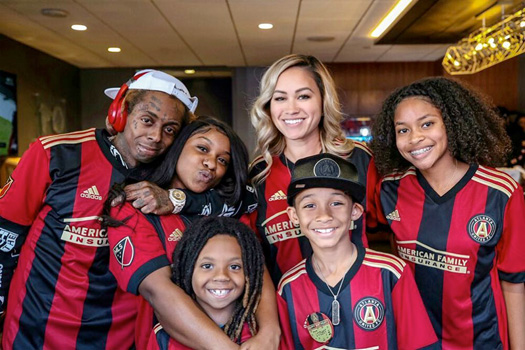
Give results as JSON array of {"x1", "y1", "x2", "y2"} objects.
[{"x1": 287, "y1": 187, "x2": 363, "y2": 251}]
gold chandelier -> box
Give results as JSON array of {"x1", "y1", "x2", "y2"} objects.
[{"x1": 442, "y1": 6, "x2": 525, "y2": 75}]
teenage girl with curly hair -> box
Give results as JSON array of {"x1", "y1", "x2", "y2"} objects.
[
  {"x1": 250, "y1": 54, "x2": 378, "y2": 285},
  {"x1": 370, "y1": 76, "x2": 525, "y2": 349}
]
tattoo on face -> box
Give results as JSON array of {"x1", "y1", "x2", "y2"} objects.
[
  {"x1": 149, "y1": 95, "x2": 161, "y2": 112},
  {"x1": 132, "y1": 120, "x2": 138, "y2": 129}
]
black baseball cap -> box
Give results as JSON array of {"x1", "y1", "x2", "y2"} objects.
[{"x1": 287, "y1": 153, "x2": 365, "y2": 206}]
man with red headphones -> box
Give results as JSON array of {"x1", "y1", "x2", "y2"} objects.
[{"x1": 0, "y1": 70, "x2": 198, "y2": 350}]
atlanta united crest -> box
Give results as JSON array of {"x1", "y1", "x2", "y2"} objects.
[
  {"x1": 353, "y1": 297, "x2": 385, "y2": 331},
  {"x1": 314, "y1": 158, "x2": 340, "y2": 178},
  {"x1": 467, "y1": 214, "x2": 496, "y2": 244}
]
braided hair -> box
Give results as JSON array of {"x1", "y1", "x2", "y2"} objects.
[{"x1": 171, "y1": 216, "x2": 265, "y2": 343}]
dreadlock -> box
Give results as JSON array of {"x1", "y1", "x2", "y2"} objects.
[{"x1": 171, "y1": 216, "x2": 265, "y2": 343}]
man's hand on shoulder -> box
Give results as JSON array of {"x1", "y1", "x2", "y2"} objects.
[{"x1": 114, "y1": 181, "x2": 174, "y2": 215}]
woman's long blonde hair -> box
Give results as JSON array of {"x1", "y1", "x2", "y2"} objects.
[{"x1": 250, "y1": 54, "x2": 353, "y2": 185}]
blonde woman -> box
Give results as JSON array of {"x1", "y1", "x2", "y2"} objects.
[{"x1": 249, "y1": 54, "x2": 379, "y2": 284}]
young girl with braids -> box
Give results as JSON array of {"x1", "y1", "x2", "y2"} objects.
[
  {"x1": 370, "y1": 77, "x2": 525, "y2": 349},
  {"x1": 147, "y1": 216, "x2": 265, "y2": 349},
  {"x1": 105, "y1": 116, "x2": 279, "y2": 350}
]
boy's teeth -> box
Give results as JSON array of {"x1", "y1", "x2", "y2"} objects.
[
  {"x1": 411, "y1": 146, "x2": 431, "y2": 156},
  {"x1": 315, "y1": 228, "x2": 334, "y2": 234},
  {"x1": 284, "y1": 119, "x2": 302, "y2": 125}
]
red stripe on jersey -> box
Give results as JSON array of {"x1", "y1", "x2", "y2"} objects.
[
  {"x1": 262, "y1": 158, "x2": 304, "y2": 275},
  {"x1": 387, "y1": 172, "x2": 426, "y2": 250},
  {"x1": 288, "y1": 265, "x2": 322, "y2": 349},
  {"x1": 440, "y1": 182, "x2": 486, "y2": 349},
  {"x1": 349, "y1": 258, "x2": 389, "y2": 350},
  {"x1": 43, "y1": 142, "x2": 117, "y2": 349}
]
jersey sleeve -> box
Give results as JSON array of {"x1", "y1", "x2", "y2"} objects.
[
  {"x1": 178, "y1": 185, "x2": 257, "y2": 218},
  {"x1": 496, "y1": 184, "x2": 525, "y2": 283},
  {"x1": 367, "y1": 176, "x2": 390, "y2": 232},
  {"x1": 108, "y1": 203, "x2": 169, "y2": 295},
  {"x1": 0, "y1": 140, "x2": 51, "y2": 314},
  {"x1": 276, "y1": 292, "x2": 295, "y2": 350},
  {"x1": 392, "y1": 265, "x2": 438, "y2": 349}
]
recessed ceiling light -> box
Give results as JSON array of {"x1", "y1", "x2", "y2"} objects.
[
  {"x1": 184, "y1": 69, "x2": 196, "y2": 75},
  {"x1": 108, "y1": 47, "x2": 121, "y2": 53},
  {"x1": 306, "y1": 36, "x2": 335, "y2": 42},
  {"x1": 41, "y1": 8, "x2": 69, "y2": 18},
  {"x1": 71, "y1": 24, "x2": 87, "y2": 31},
  {"x1": 258, "y1": 23, "x2": 273, "y2": 30}
]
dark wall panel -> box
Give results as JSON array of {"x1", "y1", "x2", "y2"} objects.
[{"x1": 0, "y1": 34, "x2": 80, "y2": 154}]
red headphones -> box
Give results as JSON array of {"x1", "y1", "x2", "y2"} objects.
[{"x1": 107, "y1": 71, "x2": 150, "y2": 132}]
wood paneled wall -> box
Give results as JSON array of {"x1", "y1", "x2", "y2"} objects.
[
  {"x1": 444, "y1": 58, "x2": 518, "y2": 111},
  {"x1": 327, "y1": 58, "x2": 519, "y2": 118}
]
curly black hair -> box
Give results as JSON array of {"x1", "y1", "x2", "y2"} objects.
[
  {"x1": 370, "y1": 76, "x2": 511, "y2": 175},
  {"x1": 171, "y1": 216, "x2": 265, "y2": 344}
]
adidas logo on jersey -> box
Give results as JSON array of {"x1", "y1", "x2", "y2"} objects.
[
  {"x1": 80, "y1": 186, "x2": 102, "y2": 201},
  {"x1": 386, "y1": 209, "x2": 400, "y2": 221},
  {"x1": 168, "y1": 229, "x2": 183, "y2": 242},
  {"x1": 269, "y1": 190, "x2": 287, "y2": 201}
]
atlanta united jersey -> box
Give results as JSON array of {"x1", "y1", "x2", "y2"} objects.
[
  {"x1": 377, "y1": 165, "x2": 525, "y2": 349},
  {"x1": 252, "y1": 142, "x2": 378, "y2": 285},
  {"x1": 277, "y1": 245, "x2": 437, "y2": 350},
  {"x1": 108, "y1": 202, "x2": 187, "y2": 350},
  {"x1": 0, "y1": 128, "x2": 139, "y2": 350},
  {"x1": 147, "y1": 322, "x2": 253, "y2": 350}
]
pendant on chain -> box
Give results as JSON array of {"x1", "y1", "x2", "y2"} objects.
[{"x1": 331, "y1": 299, "x2": 340, "y2": 325}]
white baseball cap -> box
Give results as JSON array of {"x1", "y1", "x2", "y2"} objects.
[{"x1": 104, "y1": 69, "x2": 198, "y2": 113}]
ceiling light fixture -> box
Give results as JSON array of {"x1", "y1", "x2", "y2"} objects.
[
  {"x1": 107, "y1": 47, "x2": 121, "y2": 53},
  {"x1": 41, "y1": 8, "x2": 69, "y2": 18},
  {"x1": 306, "y1": 36, "x2": 335, "y2": 42},
  {"x1": 184, "y1": 69, "x2": 196, "y2": 75},
  {"x1": 258, "y1": 23, "x2": 273, "y2": 30},
  {"x1": 371, "y1": 0, "x2": 413, "y2": 38},
  {"x1": 443, "y1": 6, "x2": 525, "y2": 75},
  {"x1": 71, "y1": 24, "x2": 87, "y2": 31}
]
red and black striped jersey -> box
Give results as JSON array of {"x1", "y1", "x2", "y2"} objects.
[
  {"x1": 376, "y1": 164, "x2": 525, "y2": 349},
  {"x1": 251, "y1": 142, "x2": 378, "y2": 285},
  {"x1": 277, "y1": 245, "x2": 437, "y2": 350},
  {"x1": 147, "y1": 322, "x2": 253, "y2": 350},
  {"x1": 0, "y1": 129, "x2": 139, "y2": 350},
  {"x1": 108, "y1": 202, "x2": 187, "y2": 350}
]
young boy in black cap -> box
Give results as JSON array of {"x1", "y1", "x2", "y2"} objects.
[{"x1": 277, "y1": 153, "x2": 437, "y2": 350}]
